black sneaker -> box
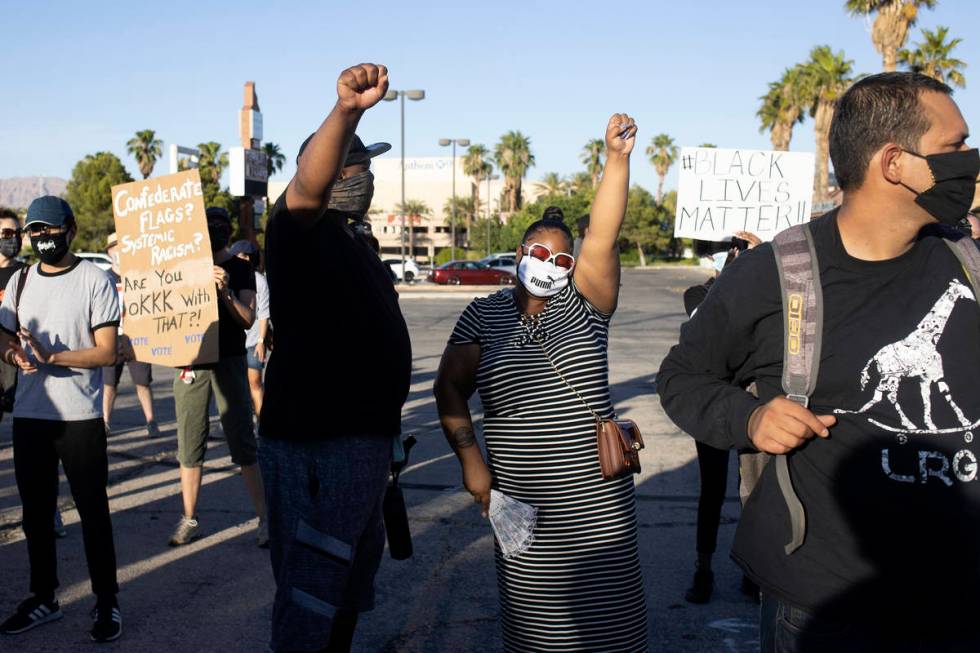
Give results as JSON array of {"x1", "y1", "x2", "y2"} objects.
[
  {"x1": 684, "y1": 568, "x2": 714, "y2": 604},
  {"x1": 89, "y1": 599, "x2": 122, "y2": 643},
  {"x1": 0, "y1": 596, "x2": 63, "y2": 635}
]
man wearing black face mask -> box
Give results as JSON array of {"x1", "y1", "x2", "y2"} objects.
[
  {"x1": 658, "y1": 72, "x2": 980, "y2": 650},
  {"x1": 259, "y1": 64, "x2": 410, "y2": 653},
  {"x1": 0, "y1": 209, "x2": 24, "y2": 416},
  {"x1": 0, "y1": 197, "x2": 123, "y2": 643},
  {"x1": 167, "y1": 206, "x2": 268, "y2": 549}
]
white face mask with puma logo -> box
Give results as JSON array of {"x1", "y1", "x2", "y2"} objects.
[{"x1": 517, "y1": 255, "x2": 570, "y2": 298}]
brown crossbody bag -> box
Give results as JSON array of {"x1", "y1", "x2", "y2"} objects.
[{"x1": 534, "y1": 338, "x2": 644, "y2": 480}]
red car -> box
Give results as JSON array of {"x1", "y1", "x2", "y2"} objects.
[{"x1": 427, "y1": 261, "x2": 516, "y2": 285}]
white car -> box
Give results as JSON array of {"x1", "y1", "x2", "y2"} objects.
[
  {"x1": 76, "y1": 252, "x2": 113, "y2": 272},
  {"x1": 383, "y1": 258, "x2": 421, "y2": 283},
  {"x1": 481, "y1": 255, "x2": 517, "y2": 277}
]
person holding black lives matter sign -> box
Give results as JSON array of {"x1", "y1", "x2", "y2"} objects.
[
  {"x1": 0, "y1": 197, "x2": 124, "y2": 643},
  {"x1": 259, "y1": 63, "x2": 411, "y2": 653}
]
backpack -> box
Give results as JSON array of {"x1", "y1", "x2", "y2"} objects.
[{"x1": 739, "y1": 222, "x2": 980, "y2": 555}]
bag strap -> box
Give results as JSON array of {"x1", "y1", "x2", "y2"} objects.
[
  {"x1": 770, "y1": 224, "x2": 823, "y2": 555},
  {"x1": 944, "y1": 236, "x2": 980, "y2": 300},
  {"x1": 530, "y1": 328, "x2": 603, "y2": 423},
  {"x1": 13, "y1": 265, "x2": 30, "y2": 332}
]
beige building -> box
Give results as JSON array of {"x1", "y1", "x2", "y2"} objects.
[{"x1": 266, "y1": 155, "x2": 550, "y2": 262}]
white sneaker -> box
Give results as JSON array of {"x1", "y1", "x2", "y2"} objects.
[{"x1": 168, "y1": 516, "x2": 199, "y2": 547}]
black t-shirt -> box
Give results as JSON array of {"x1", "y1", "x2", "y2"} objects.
[
  {"x1": 259, "y1": 196, "x2": 412, "y2": 441},
  {"x1": 215, "y1": 256, "x2": 255, "y2": 360},
  {"x1": 658, "y1": 212, "x2": 980, "y2": 633},
  {"x1": 682, "y1": 277, "x2": 714, "y2": 317},
  {"x1": 0, "y1": 262, "x2": 25, "y2": 304}
]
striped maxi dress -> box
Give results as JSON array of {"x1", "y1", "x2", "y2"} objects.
[{"x1": 449, "y1": 284, "x2": 648, "y2": 652}]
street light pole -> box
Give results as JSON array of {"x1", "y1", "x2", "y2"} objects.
[
  {"x1": 485, "y1": 173, "x2": 499, "y2": 256},
  {"x1": 383, "y1": 88, "x2": 425, "y2": 281},
  {"x1": 439, "y1": 137, "x2": 469, "y2": 262}
]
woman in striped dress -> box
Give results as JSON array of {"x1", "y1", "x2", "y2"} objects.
[{"x1": 435, "y1": 114, "x2": 647, "y2": 652}]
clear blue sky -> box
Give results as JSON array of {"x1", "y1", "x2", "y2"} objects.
[{"x1": 2, "y1": 0, "x2": 978, "y2": 196}]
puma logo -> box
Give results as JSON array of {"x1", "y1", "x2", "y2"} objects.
[{"x1": 530, "y1": 276, "x2": 553, "y2": 289}]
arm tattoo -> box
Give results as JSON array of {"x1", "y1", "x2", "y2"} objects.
[{"x1": 450, "y1": 426, "x2": 477, "y2": 450}]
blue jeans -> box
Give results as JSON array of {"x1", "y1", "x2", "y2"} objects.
[
  {"x1": 760, "y1": 594, "x2": 980, "y2": 653},
  {"x1": 258, "y1": 435, "x2": 391, "y2": 653}
]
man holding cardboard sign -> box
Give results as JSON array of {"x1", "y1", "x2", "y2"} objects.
[
  {"x1": 0, "y1": 197, "x2": 123, "y2": 643},
  {"x1": 168, "y1": 206, "x2": 266, "y2": 548}
]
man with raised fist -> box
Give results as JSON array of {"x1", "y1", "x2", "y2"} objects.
[{"x1": 259, "y1": 64, "x2": 411, "y2": 653}]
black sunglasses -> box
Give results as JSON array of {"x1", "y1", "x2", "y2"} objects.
[{"x1": 0, "y1": 228, "x2": 22, "y2": 239}]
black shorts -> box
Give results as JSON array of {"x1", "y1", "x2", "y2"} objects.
[{"x1": 103, "y1": 361, "x2": 153, "y2": 387}]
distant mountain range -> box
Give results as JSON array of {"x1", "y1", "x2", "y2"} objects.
[{"x1": 0, "y1": 177, "x2": 68, "y2": 209}]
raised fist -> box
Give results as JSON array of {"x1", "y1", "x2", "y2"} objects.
[
  {"x1": 337, "y1": 64, "x2": 390, "y2": 113},
  {"x1": 605, "y1": 113, "x2": 637, "y2": 157}
]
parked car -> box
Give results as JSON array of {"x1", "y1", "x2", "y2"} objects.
[
  {"x1": 480, "y1": 255, "x2": 517, "y2": 277},
  {"x1": 427, "y1": 261, "x2": 515, "y2": 286},
  {"x1": 383, "y1": 258, "x2": 421, "y2": 283},
  {"x1": 76, "y1": 252, "x2": 113, "y2": 272}
]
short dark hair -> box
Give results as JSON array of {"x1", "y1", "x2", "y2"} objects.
[
  {"x1": 829, "y1": 72, "x2": 953, "y2": 191},
  {"x1": 0, "y1": 208, "x2": 18, "y2": 223}
]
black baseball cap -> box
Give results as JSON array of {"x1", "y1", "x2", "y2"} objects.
[
  {"x1": 26, "y1": 196, "x2": 74, "y2": 227},
  {"x1": 205, "y1": 206, "x2": 232, "y2": 224},
  {"x1": 296, "y1": 134, "x2": 391, "y2": 167}
]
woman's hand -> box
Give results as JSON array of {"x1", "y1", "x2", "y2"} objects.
[
  {"x1": 462, "y1": 460, "x2": 492, "y2": 518},
  {"x1": 605, "y1": 113, "x2": 637, "y2": 158}
]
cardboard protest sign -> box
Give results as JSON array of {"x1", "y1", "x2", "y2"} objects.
[
  {"x1": 674, "y1": 147, "x2": 816, "y2": 241},
  {"x1": 111, "y1": 170, "x2": 219, "y2": 367}
]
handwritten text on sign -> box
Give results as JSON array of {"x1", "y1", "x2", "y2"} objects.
[
  {"x1": 111, "y1": 170, "x2": 219, "y2": 367},
  {"x1": 674, "y1": 147, "x2": 815, "y2": 241}
]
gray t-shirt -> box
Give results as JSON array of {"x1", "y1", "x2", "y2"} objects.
[
  {"x1": 245, "y1": 271, "x2": 270, "y2": 349},
  {"x1": 0, "y1": 259, "x2": 120, "y2": 421}
]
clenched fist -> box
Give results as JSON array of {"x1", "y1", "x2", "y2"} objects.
[
  {"x1": 337, "y1": 63, "x2": 389, "y2": 113},
  {"x1": 605, "y1": 113, "x2": 637, "y2": 157}
]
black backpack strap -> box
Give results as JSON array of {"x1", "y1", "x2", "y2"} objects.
[
  {"x1": 945, "y1": 236, "x2": 980, "y2": 300},
  {"x1": 771, "y1": 224, "x2": 823, "y2": 555},
  {"x1": 13, "y1": 265, "x2": 30, "y2": 332}
]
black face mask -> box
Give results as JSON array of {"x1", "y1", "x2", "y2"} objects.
[
  {"x1": 0, "y1": 238, "x2": 20, "y2": 259},
  {"x1": 208, "y1": 224, "x2": 231, "y2": 253},
  {"x1": 327, "y1": 170, "x2": 374, "y2": 217},
  {"x1": 31, "y1": 232, "x2": 70, "y2": 264},
  {"x1": 901, "y1": 148, "x2": 980, "y2": 227}
]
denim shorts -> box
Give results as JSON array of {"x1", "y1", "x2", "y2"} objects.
[
  {"x1": 258, "y1": 434, "x2": 392, "y2": 653},
  {"x1": 245, "y1": 345, "x2": 264, "y2": 371}
]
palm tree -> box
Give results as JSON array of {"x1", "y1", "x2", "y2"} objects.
[
  {"x1": 800, "y1": 46, "x2": 856, "y2": 202},
  {"x1": 898, "y1": 26, "x2": 967, "y2": 87},
  {"x1": 396, "y1": 199, "x2": 431, "y2": 257},
  {"x1": 262, "y1": 142, "x2": 286, "y2": 178},
  {"x1": 534, "y1": 172, "x2": 568, "y2": 197},
  {"x1": 196, "y1": 142, "x2": 228, "y2": 187},
  {"x1": 757, "y1": 66, "x2": 808, "y2": 151},
  {"x1": 568, "y1": 172, "x2": 594, "y2": 196},
  {"x1": 462, "y1": 145, "x2": 491, "y2": 244},
  {"x1": 845, "y1": 0, "x2": 936, "y2": 71},
  {"x1": 442, "y1": 196, "x2": 477, "y2": 248},
  {"x1": 581, "y1": 139, "x2": 605, "y2": 188},
  {"x1": 126, "y1": 129, "x2": 163, "y2": 179},
  {"x1": 646, "y1": 134, "x2": 679, "y2": 203},
  {"x1": 494, "y1": 131, "x2": 535, "y2": 212}
]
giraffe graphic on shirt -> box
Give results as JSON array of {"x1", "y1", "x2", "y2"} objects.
[{"x1": 836, "y1": 279, "x2": 977, "y2": 433}]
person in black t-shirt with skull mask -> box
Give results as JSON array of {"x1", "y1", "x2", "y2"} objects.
[{"x1": 659, "y1": 72, "x2": 980, "y2": 650}]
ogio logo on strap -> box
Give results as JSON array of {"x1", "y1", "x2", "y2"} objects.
[{"x1": 787, "y1": 292, "x2": 804, "y2": 355}]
